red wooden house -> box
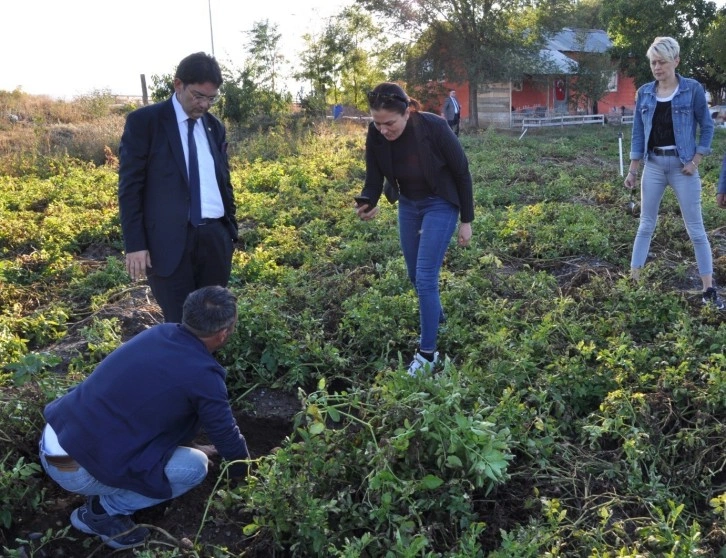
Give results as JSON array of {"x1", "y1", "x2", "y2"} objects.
[{"x1": 437, "y1": 28, "x2": 637, "y2": 128}]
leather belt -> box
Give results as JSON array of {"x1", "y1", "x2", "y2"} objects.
[
  {"x1": 196, "y1": 217, "x2": 224, "y2": 226},
  {"x1": 45, "y1": 454, "x2": 80, "y2": 472},
  {"x1": 652, "y1": 147, "x2": 678, "y2": 156}
]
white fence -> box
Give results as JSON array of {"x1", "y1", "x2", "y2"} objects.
[{"x1": 519, "y1": 113, "x2": 605, "y2": 129}]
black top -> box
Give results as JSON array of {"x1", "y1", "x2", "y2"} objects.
[
  {"x1": 361, "y1": 111, "x2": 475, "y2": 223},
  {"x1": 391, "y1": 119, "x2": 433, "y2": 200},
  {"x1": 648, "y1": 100, "x2": 676, "y2": 149}
]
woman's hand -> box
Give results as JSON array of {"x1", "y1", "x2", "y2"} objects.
[
  {"x1": 458, "y1": 222, "x2": 472, "y2": 247},
  {"x1": 355, "y1": 203, "x2": 379, "y2": 221},
  {"x1": 624, "y1": 170, "x2": 639, "y2": 189},
  {"x1": 717, "y1": 193, "x2": 726, "y2": 209},
  {"x1": 682, "y1": 160, "x2": 699, "y2": 176}
]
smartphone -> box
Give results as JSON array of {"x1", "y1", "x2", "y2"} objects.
[{"x1": 354, "y1": 195, "x2": 374, "y2": 208}]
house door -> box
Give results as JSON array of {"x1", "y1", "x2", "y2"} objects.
[{"x1": 554, "y1": 78, "x2": 567, "y2": 114}]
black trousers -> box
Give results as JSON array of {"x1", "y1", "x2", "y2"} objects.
[
  {"x1": 448, "y1": 115, "x2": 460, "y2": 136},
  {"x1": 147, "y1": 220, "x2": 234, "y2": 323}
]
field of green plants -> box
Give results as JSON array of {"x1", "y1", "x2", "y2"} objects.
[{"x1": 2, "y1": 115, "x2": 726, "y2": 556}]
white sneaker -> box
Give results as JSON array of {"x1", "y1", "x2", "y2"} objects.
[{"x1": 407, "y1": 351, "x2": 439, "y2": 376}]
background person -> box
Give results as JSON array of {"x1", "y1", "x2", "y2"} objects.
[
  {"x1": 441, "y1": 89, "x2": 461, "y2": 136},
  {"x1": 38, "y1": 286, "x2": 250, "y2": 550},
  {"x1": 356, "y1": 82, "x2": 474, "y2": 375},
  {"x1": 717, "y1": 153, "x2": 726, "y2": 209},
  {"x1": 119, "y1": 52, "x2": 239, "y2": 323},
  {"x1": 623, "y1": 36, "x2": 720, "y2": 308}
]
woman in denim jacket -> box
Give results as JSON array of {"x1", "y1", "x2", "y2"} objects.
[{"x1": 623, "y1": 36, "x2": 720, "y2": 308}]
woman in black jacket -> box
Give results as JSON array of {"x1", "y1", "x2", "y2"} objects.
[{"x1": 356, "y1": 82, "x2": 474, "y2": 375}]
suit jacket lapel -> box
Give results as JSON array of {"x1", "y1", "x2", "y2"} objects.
[{"x1": 161, "y1": 98, "x2": 188, "y2": 185}]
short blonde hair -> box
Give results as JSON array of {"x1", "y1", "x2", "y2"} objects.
[{"x1": 646, "y1": 36, "x2": 680, "y2": 62}]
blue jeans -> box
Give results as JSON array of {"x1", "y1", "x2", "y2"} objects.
[
  {"x1": 39, "y1": 445, "x2": 208, "y2": 516},
  {"x1": 631, "y1": 153, "x2": 713, "y2": 276},
  {"x1": 398, "y1": 195, "x2": 459, "y2": 352}
]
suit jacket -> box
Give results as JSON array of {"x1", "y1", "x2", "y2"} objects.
[
  {"x1": 44, "y1": 323, "x2": 249, "y2": 499},
  {"x1": 442, "y1": 96, "x2": 460, "y2": 122},
  {"x1": 118, "y1": 97, "x2": 238, "y2": 277},
  {"x1": 360, "y1": 111, "x2": 474, "y2": 223}
]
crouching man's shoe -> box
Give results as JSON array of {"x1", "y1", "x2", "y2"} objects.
[{"x1": 70, "y1": 495, "x2": 149, "y2": 550}]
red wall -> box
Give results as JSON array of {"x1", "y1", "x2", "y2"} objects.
[
  {"x1": 510, "y1": 71, "x2": 636, "y2": 114},
  {"x1": 512, "y1": 83, "x2": 548, "y2": 110},
  {"x1": 599, "y1": 76, "x2": 637, "y2": 113}
]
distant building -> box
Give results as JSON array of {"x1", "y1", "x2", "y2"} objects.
[{"x1": 440, "y1": 28, "x2": 637, "y2": 128}]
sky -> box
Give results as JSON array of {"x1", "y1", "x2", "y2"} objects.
[
  {"x1": 3, "y1": 0, "x2": 725, "y2": 100},
  {"x1": 1, "y1": 0, "x2": 351, "y2": 99}
]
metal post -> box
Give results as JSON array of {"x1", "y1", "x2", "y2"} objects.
[{"x1": 208, "y1": 0, "x2": 215, "y2": 56}]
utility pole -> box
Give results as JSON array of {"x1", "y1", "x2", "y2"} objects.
[{"x1": 208, "y1": 0, "x2": 215, "y2": 56}]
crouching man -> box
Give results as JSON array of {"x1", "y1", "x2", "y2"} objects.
[{"x1": 38, "y1": 286, "x2": 249, "y2": 550}]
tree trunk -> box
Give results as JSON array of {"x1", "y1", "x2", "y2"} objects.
[{"x1": 468, "y1": 81, "x2": 479, "y2": 129}]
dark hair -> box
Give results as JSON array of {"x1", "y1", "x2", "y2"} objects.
[
  {"x1": 367, "y1": 82, "x2": 421, "y2": 115},
  {"x1": 175, "y1": 52, "x2": 223, "y2": 87},
  {"x1": 182, "y1": 286, "x2": 237, "y2": 337}
]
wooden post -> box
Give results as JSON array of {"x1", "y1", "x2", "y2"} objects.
[{"x1": 140, "y1": 74, "x2": 148, "y2": 106}]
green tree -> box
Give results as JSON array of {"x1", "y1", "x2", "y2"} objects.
[
  {"x1": 219, "y1": 68, "x2": 257, "y2": 125},
  {"x1": 700, "y1": 11, "x2": 726, "y2": 104},
  {"x1": 244, "y1": 19, "x2": 286, "y2": 92},
  {"x1": 296, "y1": 23, "x2": 340, "y2": 116},
  {"x1": 296, "y1": 8, "x2": 388, "y2": 114},
  {"x1": 335, "y1": 6, "x2": 388, "y2": 109},
  {"x1": 603, "y1": 0, "x2": 717, "y2": 87},
  {"x1": 357, "y1": 0, "x2": 569, "y2": 126},
  {"x1": 560, "y1": 0, "x2": 606, "y2": 29},
  {"x1": 149, "y1": 73, "x2": 174, "y2": 103},
  {"x1": 570, "y1": 52, "x2": 613, "y2": 114},
  {"x1": 231, "y1": 19, "x2": 293, "y2": 128}
]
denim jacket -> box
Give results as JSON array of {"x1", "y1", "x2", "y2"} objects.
[
  {"x1": 630, "y1": 74, "x2": 714, "y2": 164},
  {"x1": 717, "y1": 153, "x2": 726, "y2": 195}
]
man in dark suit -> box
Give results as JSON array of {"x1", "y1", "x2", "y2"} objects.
[
  {"x1": 441, "y1": 90, "x2": 461, "y2": 136},
  {"x1": 119, "y1": 52, "x2": 238, "y2": 322}
]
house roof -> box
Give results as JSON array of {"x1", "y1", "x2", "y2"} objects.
[
  {"x1": 546, "y1": 28, "x2": 612, "y2": 54},
  {"x1": 534, "y1": 48, "x2": 578, "y2": 75}
]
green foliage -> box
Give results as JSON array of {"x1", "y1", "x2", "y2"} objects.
[
  {"x1": 149, "y1": 73, "x2": 174, "y2": 103},
  {"x1": 0, "y1": 455, "x2": 43, "y2": 529},
  {"x1": 2, "y1": 119, "x2": 726, "y2": 555},
  {"x1": 235, "y1": 371, "x2": 512, "y2": 554},
  {"x1": 67, "y1": 317, "x2": 122, "y2": 373},
  {"x1": 604, "y1": 0, "x2": 718, "y2": 87},
  {"x1": 5, "y1": 351, "x2": 62, "y2": 386}
]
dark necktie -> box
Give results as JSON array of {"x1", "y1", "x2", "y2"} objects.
[{"x1": 187, "y1": 118, "x2": 202, "y2": 226}]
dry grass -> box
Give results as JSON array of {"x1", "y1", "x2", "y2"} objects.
[{"x1": 0, "y1": 89, "x2": 137, "y2": 173}]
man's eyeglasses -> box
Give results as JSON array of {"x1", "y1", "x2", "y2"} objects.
[
  {"x1": 189, "y1": 88, "x2": 220, "y2": 105},
  {"x1": 367, "y1": 91, "x2": 409, "y2": 106}
]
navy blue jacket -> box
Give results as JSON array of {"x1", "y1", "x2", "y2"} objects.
[
  {"x1": 44, "y1": 324, "x2": 249, "y2": 499},
  {"x1": 118, "y1": 97, "x2": 238, "y2": 277},
  {"x1": 361, "y1": 111, "x2": 474, "y2": 223}
]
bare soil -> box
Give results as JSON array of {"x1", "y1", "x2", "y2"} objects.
[{"x1": 5, "y1": 388, "x2": 300, "y2": 558}]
